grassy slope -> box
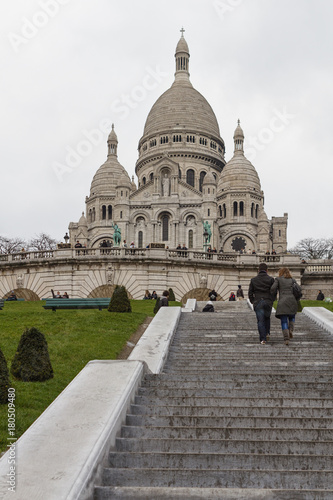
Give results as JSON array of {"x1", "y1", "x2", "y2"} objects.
[{"x1": 0, "y1": 299, "x2": 180, "y2": 452}]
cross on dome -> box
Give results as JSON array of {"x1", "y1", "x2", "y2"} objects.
[{"x1": 180, "y1": 27, "x2": 185, "y2": 37}]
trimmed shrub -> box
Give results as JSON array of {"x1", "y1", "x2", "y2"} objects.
[
  {"x1": 168, "y1": 288, "x2": 176, "y2": 301},
  {"x1": 11, "y1": 328, "x2": 53, "y2": 382},
  {"x1": 0, "y1": 348, "x2": 10, "y2": 404},
  {"x1": 108, "y1": 285, "x2": 132, "y2": 312},
  {"x1": 153, "y1": 297, "x2": 161, "y2": 315}
]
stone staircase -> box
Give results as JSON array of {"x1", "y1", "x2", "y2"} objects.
[{"x1": 94, "y1": 302, "x2": 333, "y2": 499}]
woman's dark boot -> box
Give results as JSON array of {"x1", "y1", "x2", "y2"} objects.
[
  {"x1": 289, "y1": 322, "x2": 294, "y2": 339},
  {"x1": 283, "y1": 329, "x2": 289, "y2": 345}
]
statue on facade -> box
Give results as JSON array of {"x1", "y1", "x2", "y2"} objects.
[
  {"x1": 203, "y1": 221, "x2": 211, "y2": 244},
  {"x1": 111, "y1": 223, "x2": 121, "y2": 246},
  {"x1": 162, "y1": 174, "x2": 170, "y2": 196}
]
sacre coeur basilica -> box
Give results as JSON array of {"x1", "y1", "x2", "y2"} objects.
[
  {"x1": 3, "y1": 31, "x2": 320, "y2": 303},
  {"x1": 68, "y1": 31, "x2": 288, "y2": 256}
]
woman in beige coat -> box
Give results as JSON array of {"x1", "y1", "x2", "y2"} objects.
[{"x1": 271, "y1": 267, "x2": 298, "y2": 345}]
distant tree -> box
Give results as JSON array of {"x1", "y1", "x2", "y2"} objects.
[
  {"x1": 29, "y1": 232, "x2": 57, "y2": 251},
  {"x1": 168, "y1": 288, "x2": 176, "y2": 301},
  {"x1": 289, "y1": 238, "x2": 333, "y2": 260},
  {"x1": 0, "y1": 348, "x2": 10, "y2": 404},
  {"x1": 108, "y1": 285, "x2": 132, "y2": 312},
  {"x1": 0, "y1": 236, "x2": 26, "y2": 254},
  {"x1": 153, "y1": 297, "x2": 161, "y2": 314},
  {"x1": 11, "y1": 327, "x2": 53, "y2": 382}
]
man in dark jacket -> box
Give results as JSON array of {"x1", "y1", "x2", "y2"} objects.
[{"x1": 248, "y1": 262, "x2": 275, "y2": 344}]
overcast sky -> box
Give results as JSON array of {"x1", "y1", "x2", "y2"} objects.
[{"x1": 1, "y1": 0, "x2": 332, "y2": 248}]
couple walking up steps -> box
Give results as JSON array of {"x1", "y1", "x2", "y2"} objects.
[{"x1": 249, "y1": 263, "x2": 301, "y2": 345}]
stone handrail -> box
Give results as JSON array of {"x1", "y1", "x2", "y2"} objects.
[{"x1": 0, "y1": 248, "x2": 308, "y2": 268}]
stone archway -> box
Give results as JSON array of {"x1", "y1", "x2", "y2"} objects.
[
  {"x1": 181, "y1": 288, "x2": 222, "y2": 303},
  {"x1": 87, "y1": 285, "x2": 133, "y2": 299},
  {"x1": 3, "y1": 288, "x2": 40, "y2": 301}
]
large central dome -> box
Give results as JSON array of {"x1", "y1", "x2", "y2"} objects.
[
  {"x1": 143, "y1": 81, "x2": 221, "y2": 138},
  {"x1": 141, "y1": 33, "x2": 222, "y2": 141}
]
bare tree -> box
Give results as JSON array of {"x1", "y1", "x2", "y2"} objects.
[
  {"x1": 29, "y1": 233, "x2": 57, "y2": 251},
  {"x1": 289, "y1": 237, "x2": 332, "y2": 260},
  {"x1": 0, "y1": 236, "x2": 27, "y2": 254}
]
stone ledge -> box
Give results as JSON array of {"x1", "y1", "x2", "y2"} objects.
[
  {"x1": 0, "y1": 360, "x2": 148, "y2": 500},
  {"x1": 128, "y1": 307, "x2": 181, "y2": 373},
  {"x1": 302, "y1": 307, "x2": 333, "y2": 335}
]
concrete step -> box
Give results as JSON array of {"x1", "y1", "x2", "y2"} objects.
[
  {"x1": 135, "y1": 394, "x2": 333, "y2": 408},
  {"x1": 121, "y1": 425, "x2": 333, "y2": 442},
  {"x1": 95, "y1": 486, "x2": 333, "y2": 499},
  {"x1": 140, "y1": 380, "x2": 332, "y2": 390},
  {"x1": 137, "y1": 387, "x2": 333, "y2": 399},
  {"x1": 129, "y1": 403, "x2": 332, "y2": 419},
  {"x1": 126, "y1": 413, "x2": 333, "y2": 429},
  {"x1": 108, "y1": 451, "x2": 333, "y2": 470},
  {"x1": 116, "y1": 437, "x2": 333, "y2": 455},
  {"x1": 143, "y1": 373, "x2": 333, "y2": 384},
  {"x1": 101, "y1": 467, "x2": 333, "y2": 489}
]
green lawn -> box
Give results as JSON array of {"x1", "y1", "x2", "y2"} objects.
[
  {"x1": 273, "y1": 300, "x2": 333, "y2": 312},
  {"x1": 0, "y1": 299, "x2": 180, "y2": 453}
]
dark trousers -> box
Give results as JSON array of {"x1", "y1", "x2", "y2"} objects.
[{"x1": 254, "y1": 299, "x2": 272, "y2": 342}]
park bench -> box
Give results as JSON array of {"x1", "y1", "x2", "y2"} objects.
[{"x1": 43, "y1": 298, "x2": 111, "y2": 311}]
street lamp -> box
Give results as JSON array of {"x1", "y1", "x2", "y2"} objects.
[{"x1": 64, "y1": 232, "x2": 69, "y2": 244}]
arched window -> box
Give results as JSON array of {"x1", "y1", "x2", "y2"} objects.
[
  {"x1": 188, "y1": 230, "x2": 193, "y2": 249},
  {"x1": 219, "y1": 205, "x2": 222, "y2": 217},
  {"x1": 233, "y1": 201, "x2": 238, "y2": 216},
  {"x1": 108, "y1": 205, "x2": 112, "y2": 219},
  {"x1": 251, "y1": 203, "x2": 254, "y2": 218},
  {"x1": 162, "y1": 214, "x2": 169, "y2": 241},
  {"x1": 223, "y1": 204, "x2": 227, "y2": 218},
  {"x1": 199, "y1": 171, "x2": 206, "y2": 192},
  {"x1": 120, "y1": 211, "x2": 123, "y2": 219},
  {"x1": 88, "y1": 209, "x2": 92, "y2": 223},
  {"x1": 179, "y1": 168, "x2": 182, "y2": 179},
  {"x1": 186, "y1": 169, "x2": 195, "y2": 187},
  {"x1": 138, "y1": 231, "x2": 143, "y2": 248},
  {"x1": 150, "y1": 172, "x2": 153, "y2": 181},
  {"x1": 240, "y1": 201, "x2": 244, "y2": 217},
  {"x1": 102, "y1": 205, "x2": 106, "y2": 220},
  {"x1": 92, "y1": 207, "x2": 96, "y2": 222},
  {"x1": 142, "y1": 177, "x2": 146, "y2": 186},
  {"x1": 255, "y1": 204, "x2": 259, "y2": 219},
  {"x1": 208, "y1": 209, "x2": 210, "y2": 216}
]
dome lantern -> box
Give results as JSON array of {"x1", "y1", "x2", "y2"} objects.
[
  {"x1": 174, "y1": 27, "x2": 190, "y2": 83},
  {"x1": 233, "y1": 119, "x2": 244, "y2": 154},
  {"x1": 107, "y1": 123, "x2": 118, "y2": 158}
]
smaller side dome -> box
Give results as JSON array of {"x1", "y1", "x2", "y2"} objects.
[
  {"x1": 116, "y1": 172, "x2": 132, "y2": 189},
  {"x1": 202, "y1": 170, "x2": 216, "y2": 185},
  {"x1": 131, "y1": 175, "x2": 137, "y2": 191},
  {"x1": 78, "y1": 212, "x2": 87, "y2": 226}
]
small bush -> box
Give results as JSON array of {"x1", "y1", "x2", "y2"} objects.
[
  {"x1": 11, "y1": 327, "x2": 53, "y2": 382},
  {"x1": 108, "y1": 285, "x2": 132, "y2": 312},
  {"x1": 153, "y1": 297, "x2": 161, "y2": 315},
  {"x1": 168, "y1": 288, "x2": 176, "y2": 301},
  {"x1": 0, "y1": 349, "x2": 10, "y2": 404}
]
